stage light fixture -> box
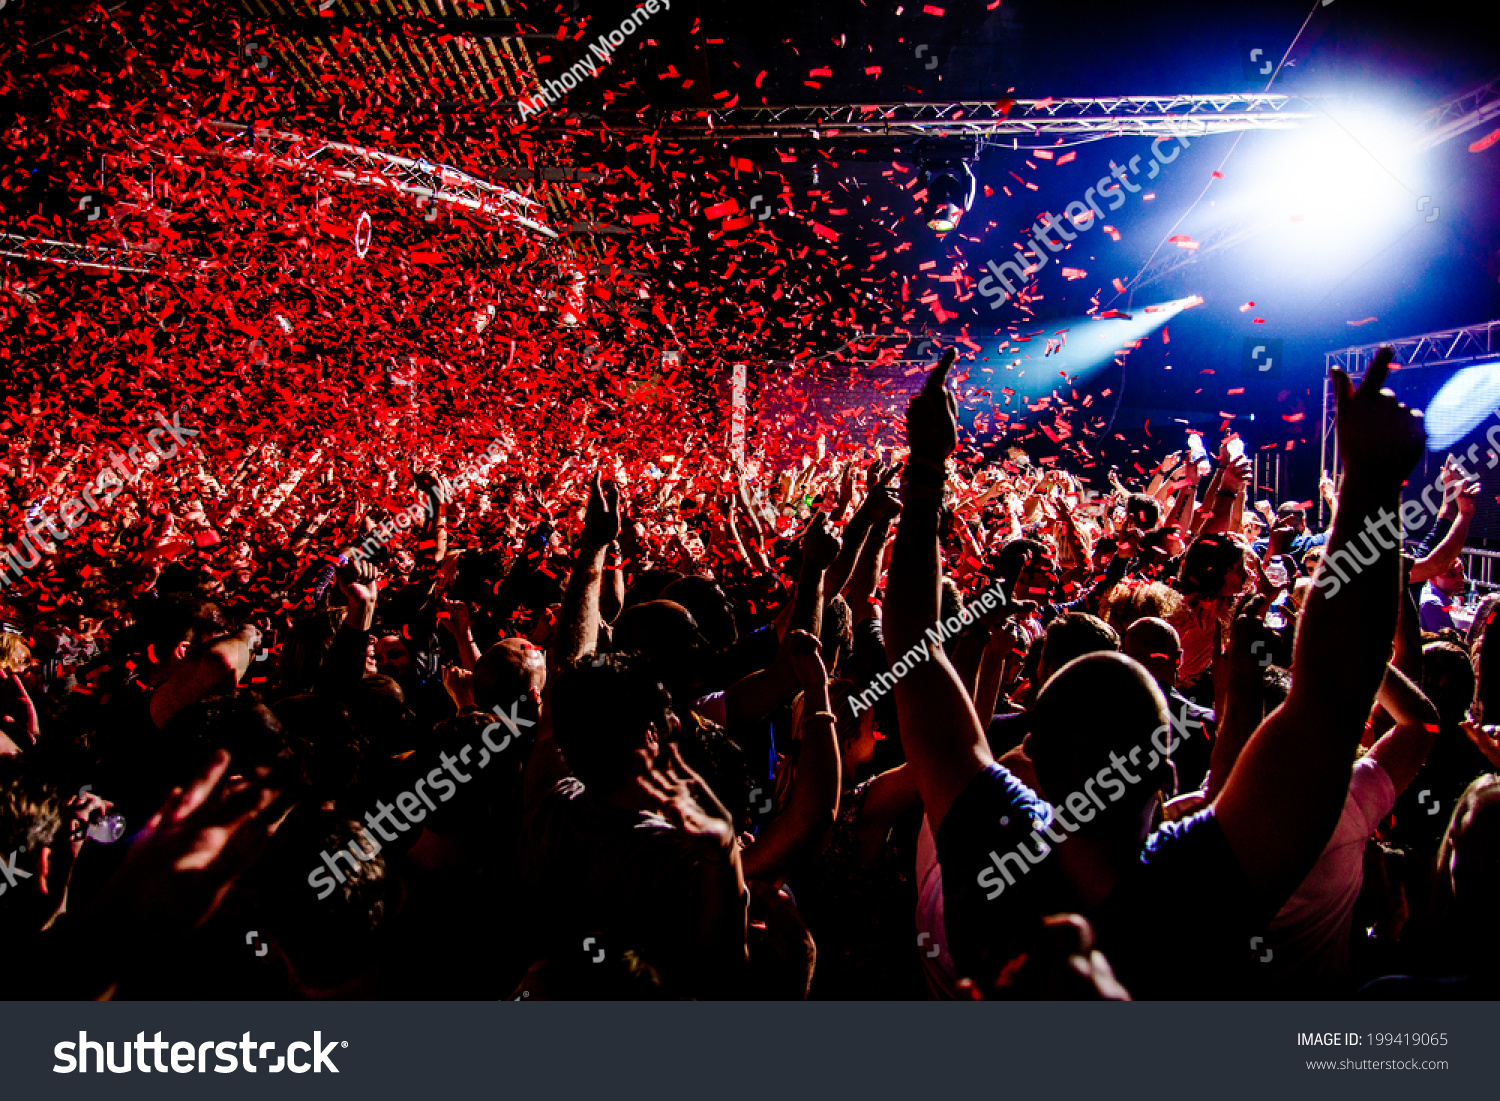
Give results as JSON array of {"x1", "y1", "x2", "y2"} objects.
[{"x1": 920, "y1": 158, "x2": 976, "y2": 235}]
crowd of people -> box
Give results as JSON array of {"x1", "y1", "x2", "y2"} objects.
[{"x1": 4, "y1": 345, "x2": 1500, "y2": 1000}]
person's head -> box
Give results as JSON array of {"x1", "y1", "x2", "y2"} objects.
[
  {"x1": 138, "y1": 595, "x2": 227, "y2": 680},
  {"x1": 1423, "y1": 641, "x2": 1476, "y2": 728},
  {"x1": 1125, "y1": 493, "x2": 1162, "y2": 532},
  {"x1": 160, "y1": 690, "x2": 301, "y2": 797},
  {"x1": 273, "y1": 694, "x2": 367, "y2": 807},
  {"x1": 1140, "y1": 525, "x2": 1185, "y2": 562},
  {"x1": 1430, "y1": 774, "x2": 1500, "y2": 960},
  {"x1": 660, "y1": 576, "x2": 738, "y2": 654},
  {"x1": 473, "y1": 638, "x2": 547, "y2": 715},
  {"x1": 1120, "y1": 617, "x2": 1182, "y2": 690},
  {"x1": 1275, "y1": 501, "x2": 1307, "y2": 535},
  {"x1": 1037, "y1": 613, "x2": 1120, "y2": 689},
  {"x1": 1262, "y1": 664, "x2": 1292, "y2": 711},
  {"x1": 551, "y1": 652, "x2": 678, "y2": 793},
  {"x1": 0, "y1": 759, "x2": 63, "y2": 929},
  {"x1": 1433, "y1": 557, "x2": 1468, "y2": 598},
  {"x1": 1026, "y1": 652, "x2": 1173, "y2": 841},
  {"x1": 1178, "y1": 534, "x2": 1249, "y2": 602},
  {"x1": 342, "y1": 674, "x2": 418, "y2": 758},
  {"x1": 996, "y1": 538, "x2": 1057, "y2": 603},
  {"x1": 514, "y1": 947, "x2": 670, "y2": 1000},
  {"x1": 610, "y1": 601, "x2": 709, "y2": 701},
  {"x1": 0, "y1": 628, "x2": 31, "y2": 674},
  {"x1": 621, "y1": 570, "x2": 686, "y2": 612},
  {"x1": 156, "y1": 561, "x2": 214, "y2": 598},
  {"x1": 1101, "y1": 580, "x2": 1183, "y2": 635},
  {"x1": 256, "y1": 809, "x2": 389, "y2": 996},
  {"x1": 281, "y1": 608, "x2": 344, "y2": 696},
  {"x1": 373, "y1": 635, "x2": 413, "y2": 681},
  {"x1": 674, "y1": 715, "x2": 751, "y2": 831}
]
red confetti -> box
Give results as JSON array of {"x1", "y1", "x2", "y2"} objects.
[{"x1": 1470, "y1": 128, "x2": 1500, "y2": 152}]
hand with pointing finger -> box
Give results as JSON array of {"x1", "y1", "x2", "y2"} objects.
[
  {"x1": 907, "y1": 348, "x2": 958, "y2": 465},
  {"x1": 1330, "y1": 347, "x2": 1425, "y2": 492}
]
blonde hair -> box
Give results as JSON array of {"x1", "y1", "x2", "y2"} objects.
[
  {"x1": 0, "y1": 631, "x2": 32, "y2": 674},
  {"x1": 1101, "y1": 579, "x2": 1184, "y2": 635}
]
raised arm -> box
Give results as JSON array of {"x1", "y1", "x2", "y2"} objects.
[
  {"x1": 1196, "y1": 455, "x2": 1251, "y2": 538},
  {"x1": 773, "y1": 513, "x2": 840, "y2": 640},
  {"x1": 741, "y1": 631, "x2": 841, "y2": 885},
  {"x1": 149, "y1": 624, "x2": 261, "y2": 729},
  {"x1": 823, "y1": 502, "x2": 874, "y2": 603},
  {"x1": 550, "y1": 473, "x2": 620, "y2": 669},
  {"x1": 1213, "y1": 348, "x2": 1426, "y2": 910},
  {"x1": 1161, "y1": 462, "x2": 1199, "y2": 533},
  {"x1": 885, "y1": 350, "x2": 997, "y2": 831},
  {"x1": 1367, "y1": 664, "x2": 1440, "y2": 797},
  {"x1": 1409, "y1": 468, "x2": 1477, "y2": 585}
]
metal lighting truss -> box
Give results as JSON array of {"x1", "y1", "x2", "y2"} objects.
[
  {"x1": 0, "y1": 233, "x2": 165, "y2": 275},
  {"x1": 1319, "y1": 319, "x2": 1500, "y2": 515},
  {"x1": 196, "y1": 119, "x2": 559, "y2": 239},
  {"x1": 2, "y1": 119, "x2": 565, "y2": 275},
  {"x1": 1126, "y1": 76, "x2": 1500, "y2": 296},
  {"x1": 1408, "y1": 75, "x2": 1500, "y2": 153},
  {"x1": 584, "y1": 93, "x2": 1317, "y2": 141}
]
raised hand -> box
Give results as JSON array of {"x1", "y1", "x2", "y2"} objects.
[
  {"x1": 87, "y1": 750, "x2": 284, "y2": 940},
  {"x1": 1221, "y1": 454, "x2": 1252, "y2": 492},
  {"x1": 864, "y1": 464, "x2": 902, "y2": 524},
  {"x1": 1225, "y1": 591, "x2": 1275, "y2": 679},
  {"x1": 337, "y1": 557, "x2": 380, "y2": 607},
  {"x1": 437, "y1": 597, "x2": 472, "y2": 637},
  {"x1": 907, "y1": 348, "x2": 958, "y2": 464},
  {"x1": 1330, "y1": 347, "x2": 1425, "y2": 491},
  {"x1": 802, "y1": 511, "x2": 842, "y2": 571},
  {"x1": 1457, "y1": 477, "x2": 1481, "y2": 517},
  {"x1": 637, "y1": 743, "x2": 738, "y2": 861},
  {"x1": 1459, "y1": 720, "x2": 1500, "y2": 769},
  {"x1": 441, "y1": 664, "x2": 477, "y2": 711},
  {"x1": 581, "y1": 472, "x2": 622, "y2": 552},
  {"x1": 1267, "y1": 514, "x2": 1297, "y2": 556},
  {"x1": 1318, "y1": 472, "x2": 1336, "y2": 504},
  {"x1": 415, "y1": 466, "x2": 453, "y2": 507},
  {"x1": 63, "y1": 789, "x2": 116, "y2": 853}
]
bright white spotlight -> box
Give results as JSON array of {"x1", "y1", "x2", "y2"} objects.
[
  {"x1": 1424, "y1": 359, "x2": 1500, "y2": 450},
  {"x1": 1271, "y1": 107, "x2": 1418, "y2": 228}
]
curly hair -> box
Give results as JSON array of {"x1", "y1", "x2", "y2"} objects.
[
  {"x1": 0, "y1": 629, "x2": 31, "y2": 674},
  {"x1": 0, "y1": 758, "x2": 63, "y2": 859},
  {"x1": 1100, "y1": 579, "x2": 1184, "y2": 634}
]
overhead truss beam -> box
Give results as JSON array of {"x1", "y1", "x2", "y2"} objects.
[
  {"x1": 197, "y1": 120, "x2": 559, "y2": 239},
  {"x1": 572, "y1": 94, "x2": 1320, "y2": 141}
]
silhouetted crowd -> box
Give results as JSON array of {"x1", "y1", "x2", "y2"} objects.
[{"x1": 4, "y1": 347, "x2": 1500, "y2": 1000}]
